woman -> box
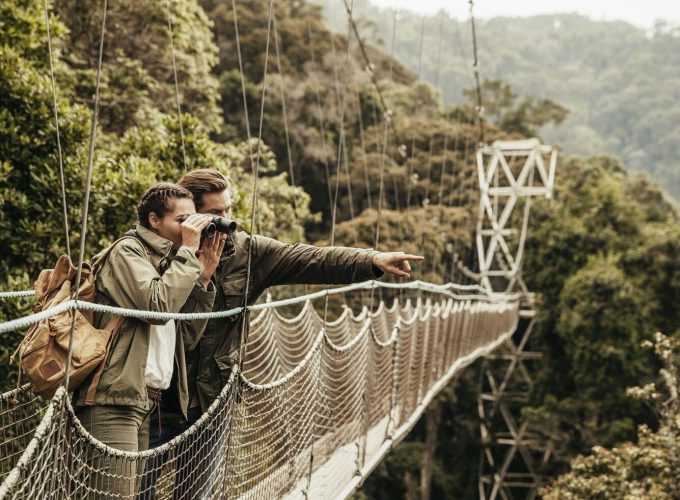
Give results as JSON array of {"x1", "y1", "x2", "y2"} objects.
[{"x1": 73, "y1": 182, "x2": 225, "y2": 496}]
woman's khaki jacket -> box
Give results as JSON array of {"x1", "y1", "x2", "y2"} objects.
[{"x1": 74, "y1": 225, "x2": 215, "y2": 418}]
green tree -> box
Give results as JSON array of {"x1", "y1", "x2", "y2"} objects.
[
  {"x1": 463, "y1": 79, "x2": 568, "y2": 137},
  {"x1": 54, "y1": 0, "x2": 222, "y2": 133},
  {"x1": 0, "y1": 0, "x2": 91, "y2": 293},
  {"x1": 522, "y1": 155, "x2": 680, "y2": 469},
  {"x1": 463, "y1": 78, "x2": 516, "y2": 124},
  {"x1": 542, "y1": 333, "x2": 680, "y2": 499}
]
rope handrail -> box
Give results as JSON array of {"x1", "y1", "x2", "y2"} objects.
[
  {"x1": 0, "y1": 290, "x2": 37, "y2": 298},
  {"x1": 0, "y1": 280, "x2": 504, "y2": 299},
  {"x1": 0, "y1": 280, "x2": 520, "y2": 335},
  {"x1": 0, "y1": 281, "x2": 494, "y2": 299}
]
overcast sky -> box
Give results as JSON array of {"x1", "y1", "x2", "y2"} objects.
[{"x1": 368, "y1": 0, "x2": 680, "y2": 29}]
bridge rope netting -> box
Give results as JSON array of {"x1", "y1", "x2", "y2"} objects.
[
  {"x1": 0, "y1": 286, "x2": 519, "y2": 499},
  {"x1": 0, "y1": 0, "x2": 525, "y2": 498}
]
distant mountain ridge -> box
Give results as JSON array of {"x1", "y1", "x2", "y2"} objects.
[{"x1": 313, "y1": 0, "x2": 680, "y2": 200}]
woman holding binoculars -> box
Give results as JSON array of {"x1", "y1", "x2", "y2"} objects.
[{"x1": 73, "y1": 182, "x2": 224, "y2": 496}]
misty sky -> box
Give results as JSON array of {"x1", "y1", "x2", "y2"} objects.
[{"x1": 368, "y1": 0, "x2": 680, "y2": 28}]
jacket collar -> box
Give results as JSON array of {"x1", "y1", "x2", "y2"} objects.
[
  {"x1": 133, "y1": 224, "x2": 175, "y2": 258},
  {"x1": 219, "y1": 232, "x2": 237, "y2": 263}
]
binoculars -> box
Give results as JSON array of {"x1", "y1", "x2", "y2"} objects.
[{"x1": 179, "y1": 215, "x2": 237, "y2": 238}]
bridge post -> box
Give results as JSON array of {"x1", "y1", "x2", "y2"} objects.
[{"x1": 473, "y1": 139, "x2": 556, "y2": 498}]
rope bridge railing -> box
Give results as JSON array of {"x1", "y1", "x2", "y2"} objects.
[{"x1": 0, "y1": 282, "x2": 518, "y2": 499}]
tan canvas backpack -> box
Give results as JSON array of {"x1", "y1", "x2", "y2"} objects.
[{"x1": 12, "y1": 236, "x2": 140, "y2": 401}]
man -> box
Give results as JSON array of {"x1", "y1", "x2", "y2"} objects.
[{"x1": 148, "y1": 168, "x2": 423, "y2": 496}]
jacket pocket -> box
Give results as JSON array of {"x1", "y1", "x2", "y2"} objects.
[
  {"x1": 221, "y1": 273, "x2": 255, "y2": 315},
  {"x1": 97, "y1": 322, "x2": 134, "y2": 389}
]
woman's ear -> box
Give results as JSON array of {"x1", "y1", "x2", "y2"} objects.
[{"x1": 148, "y1": 212, "x2": 161, "y2": 230}]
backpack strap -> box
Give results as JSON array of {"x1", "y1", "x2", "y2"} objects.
[
  {"x1": 84, "y1": 314, "x2": 125, "y2": 405},
  {"x1": 91, "y1": 232, "x2": 148, "y2": 276},
  {"x1": 83, "y1": 232, "x2": 148, "y2": 405}
]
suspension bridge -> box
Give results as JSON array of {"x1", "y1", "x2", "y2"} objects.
[{"x1": 0, "y1": 0, "x2": 557, "y2": 498}]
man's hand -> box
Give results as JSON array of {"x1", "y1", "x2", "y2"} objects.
[
  {"x1": 197, "y1": 233, "x2": 227, "y2": 288},
  {"x1": 372, "y1": 252, "x2": 425, "y2": 279}
]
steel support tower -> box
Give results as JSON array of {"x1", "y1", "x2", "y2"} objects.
[{"x1": 475, "y1": 139, "x2": 556, "y2": 499}]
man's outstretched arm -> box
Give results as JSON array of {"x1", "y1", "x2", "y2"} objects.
[{"x1": 252, "y1": 236, "x2": 424, "y2": 289}]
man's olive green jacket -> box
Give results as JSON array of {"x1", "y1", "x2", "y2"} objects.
[
  {"x1": 74, "y1": 225, "x2": 215, "y2": 418},
  {"x1": 187, "y1": 232, "x2": 382, "y2": 411}
]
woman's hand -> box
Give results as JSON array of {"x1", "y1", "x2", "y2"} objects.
[
  {"x1": 197, "y1": 233, "x2": 227, "y2": 288},
  {"x1": 180, "y1": 214, "x2": 212, "y2": 253}
]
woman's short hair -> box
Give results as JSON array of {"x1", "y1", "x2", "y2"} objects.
[
  {"x1": 177, "y1": 169, "x2": 230, "y2": 210},
  {"x1": 137, "y1": 182, "x2": 193, "y2": 228}
]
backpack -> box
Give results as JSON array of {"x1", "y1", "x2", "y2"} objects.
[{"x1": 12, "y1": 235, "x2": 141, "y2": 401}]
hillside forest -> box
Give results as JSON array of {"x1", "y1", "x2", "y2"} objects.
[
  {"x1": 1, "y1": 0, "x2": 679, "y2": 497},
  {"x1": 315, "y1": 0, "x2": 680, "y2": 203}
]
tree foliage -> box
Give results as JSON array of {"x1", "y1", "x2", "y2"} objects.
[
  {"x1": 316, "y1": 1, "x2": 680, "y2": 201},
  {"x1": 542, "y1": 333, "x2": 680, "y2": 499},
  {"x1": 0, "y1": 0, "x2": 310, "y2": 389},
  {"x1": 54, "y1": 0, "x2": 222, "y2": 133},
  {"x1": 463, "y1": 78, "x2": 569, "y2": 136},
  {"x1": 521, "y1": 155, "x2": 680, "y2": 470}
]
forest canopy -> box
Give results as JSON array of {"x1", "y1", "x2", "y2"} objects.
[
  {"x1": 1, "y1": 0, "x2": 679, "y2": 497},
  {"x1": 315, "y1": 0, "x2": 680, "y2": 202}
]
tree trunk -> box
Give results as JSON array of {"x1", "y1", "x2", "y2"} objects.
[
  {"x1": 420, "y1": 403, "x2": 442, "y2": 500},
  {"x1": 404, "y1": 470, "x2": 419, "y2": 500}
]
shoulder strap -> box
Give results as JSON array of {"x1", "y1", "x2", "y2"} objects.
[
  {"x1": 84, "y1": 232, "x2": 147, "y2": 404},
  {"x1": 91, "y1": 232, "x2": 148, "y2": 276},
  {"x1": 84, "y1": 314, "x2": 125, "y2": 405}
]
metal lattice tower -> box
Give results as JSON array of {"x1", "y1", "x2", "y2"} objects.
[
  {"x1": 475, "y1": 139, "x2": 556, "y2": 294},
  {"x1": 475, "y1": 139, "x2": 556, "y2": 499}
]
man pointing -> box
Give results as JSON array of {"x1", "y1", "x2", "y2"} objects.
[{"x1": 146, "y1": 168, "x2": 423, "y2": 497}]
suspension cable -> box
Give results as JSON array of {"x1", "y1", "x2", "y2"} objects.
[
  {"x1": 446, "y1": 106, "x2": 467, "y2": 282},
  {"x1": 450, "y1": 16, "x2": 474, "y2": 280},
  {"x1": 356, "y1": 92, "x2": 372, "y2": 210},
  {"x1": 321, "y1": 0, "x2": 355, "y2": 330},
  {"x1": 233, "y1": 0, "x2": 275, "y2": 368},
  {"x1": 341, "y1": 0, "x2": 403, "y2": 147},
  {"x1": 63, "y1": 0, "x2": 108, "y2": 391},
  {"x1": 466, "y1": 4, "x2": 485, "y2": 280},
  {"x1": 164, "y1": 0, "x2": 188, "y2": 171},
  {"x1": 341, "y1": 0, "x2": 388, "y2": 119},
  {"x1": 272, "y1": 11, "x2": 303, "y2": 242},
  {"x1": 328, "y1": 5, "x2": 355, "y2": 248},
  {"x1": 372, "y1": 7, "x2": 398, "y2": 251},
  {"x1": 405, "y1": 15, "x2": 426, "y2": 212},
  {"x1": 423, "y1": 15, "x2": 445, "y2": 205},
  {"x1": 42, "y1": 0, "x2": 71, "y2": 259},
  {"x1": 450, "y1": 16, "x2": 479, "y2": 284},
  {"x1": 416, "y1": 15, "x2": 446, "y2": 280},
  {"x1": 328, "y1": 31, "x2": 358, "y2": 229},
  {"x1": 469, "y1": 0, "x2": 485, "y2": 145},
  {"x1": 306, "y1": 22, "x2": 335, "y2": 218}
]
